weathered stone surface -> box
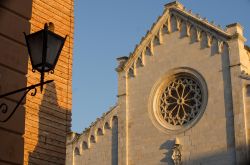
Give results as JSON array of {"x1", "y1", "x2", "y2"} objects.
[
  {"x1": 67, "y1": 2, "x2": 250, "y2": 165},
  {"x1": 24, "y1": 0, "x2": 74, "y2": 164}
]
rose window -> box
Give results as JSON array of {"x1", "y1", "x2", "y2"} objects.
[{"x1": 159, "y1": 75, "x2": 203, "y2": 126}]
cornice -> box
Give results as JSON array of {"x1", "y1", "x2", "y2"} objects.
[
  {"x1": 118, "y1": 1, "x2": 233, "y2": 76},
  {"x1": 66, "y1": 104, "x2": 118, "y2": 146}
]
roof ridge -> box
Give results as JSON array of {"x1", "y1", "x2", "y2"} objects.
[
  {"x1": 116, "y1": 1, "x2": 232, "y2": 73},
  {"x1": 67, "y1": 104, "x2": 118, "y2": 145},
  {"x1": 81, "y1": 104, "x2": 118, "y2": 134}
]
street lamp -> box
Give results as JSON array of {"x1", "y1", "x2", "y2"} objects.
[
  {"x1": 0, "y1": 23, "x2": 67, "y2": 122},
  {"x1": 24, "y1": 23, "x2": 67, "y2": 91}
]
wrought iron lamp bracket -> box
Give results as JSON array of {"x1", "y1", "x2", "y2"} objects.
[{"x1": 0, "y1": 80, "x2": 53, "y2": 122}]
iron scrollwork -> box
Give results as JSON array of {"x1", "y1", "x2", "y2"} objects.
[
  {"x1": 0, "y1": 103, "x2": 8, "y2": 114},
  {"x1": 0, "y1": 80, "x2": 53, "y2": 122}
]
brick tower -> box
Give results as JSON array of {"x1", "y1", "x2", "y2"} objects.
[{"x1": 24, "y1": 0, "x2": 74, "y2": 164}]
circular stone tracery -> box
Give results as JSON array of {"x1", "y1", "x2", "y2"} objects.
[{"x1": 159, "y1": 74, "x2": 203, "y2": 127}]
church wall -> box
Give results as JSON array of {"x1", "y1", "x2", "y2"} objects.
[
  {"x1": 241, "y1": 47, "x2": 250, "y2": 159},
  {"x1": 126, "y1": 30, "x2": 234, "y2": 165},
  {"x1": 66, "y1": 107, "x2": 118, "y2": 165},
  {"x1": 67, "y1": 117, "x2": 118, "y2": 165},
  {"x1": 226, "y1": 24, "x2": 249, "y2": 163},
  {"x1": 66, "y1": 2, "x2": 250, "y2": 164}
]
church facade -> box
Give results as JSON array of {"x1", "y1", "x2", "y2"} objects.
[{"x1": 66, "y1": 2, "x2": 250, "y2": 165}]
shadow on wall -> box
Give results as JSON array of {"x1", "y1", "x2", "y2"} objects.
[
  {"x1": 28, "y1": 82, "x2": 70, "y2": 164},
  {"x1": 160, "y1": 141, "x2": 250, "y2": 165},
  {"x1": 160, "y1": 140, "x2": 175, "y2": 165},
  {"x1": 112, "y1": 116, "x2": 118, "y2": 165}
]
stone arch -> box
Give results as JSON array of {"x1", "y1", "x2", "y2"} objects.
[
  {"x1": 112, "y1": 115, "x2": 118, "y2": 122},
  {"x1": 108, "y1": 116, "x2": 118, "y2": 128},
  {"x1": 145, "y1": 46, "x2": 152, "y2": 56},
  {"x1": 128, "y1": 67, "x2": 135, "y2": 77},
  {"x1": 136, "y1": 56, "x2": 143, "y2": 68},
  {"x1": 153, "y1": 36, "x2": 160, "y2": 46},
  {"x1": 104, "y1": 121, "x2": 111, "y2": 129},
  {"x1": 162, "y1": 22, "x2": 169, "y2": 34}
]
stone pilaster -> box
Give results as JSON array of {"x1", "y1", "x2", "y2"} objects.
[{"x1": 226, "y1": 23, "x2": 248, "y2": 164}]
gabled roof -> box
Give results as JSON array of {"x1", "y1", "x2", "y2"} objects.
[{"x1": 116, "y1": 1, "x2": 234, "y2": 75}]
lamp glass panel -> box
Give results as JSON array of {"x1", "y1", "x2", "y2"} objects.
[
  {"x1": 27, "y1": 31, "x2": 44, "y2": 69},
  {"x1": 46, "y1": 32, "x2": 64, "y2": 69}
]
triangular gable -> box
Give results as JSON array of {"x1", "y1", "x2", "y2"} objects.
[{"x1": 116, "y1": 1, "x2": 232, "y2": 77}]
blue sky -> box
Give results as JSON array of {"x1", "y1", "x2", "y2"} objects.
[{"x1": 72, "y1": 0, "x2": 250, "y2": 133}]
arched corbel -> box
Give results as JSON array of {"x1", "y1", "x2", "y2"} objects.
[
  {"x1": 196, "y1": 29, "x2": 202, "y2": 41},
  {"x1": 153, "y1": 35, "x2": 160, "y2": 46},
  {"x1": 158, "y1": 28, "x2": 163, "y2": 44},
  {"x1": 218, "y1": 40, "x2": 224, "y2": 53},
  {"x1": 206, "y1": 33, "x2": 212, "y2": 48},
  {"x1": 128, "y1": 65, "x2": 135, "y2": 78},
  {"x1": 166, "y1": 18, "x2": 171, "y2": 33},
  {"x1": 176, "y1": 17, "x2": 181, "y2": 31},
  {"x1": 162, "y1": 21, "x2": 169, "y2": 34},
  {"x1": 186, "y1": 22, "x2": 191, "y2": 37},
  {"x1": 132, "y1": 61, "x2": 137, "y2": 76},
  {"x1": 141, "y1": 50, "x2": 145, "y2": 66},
  {"x1": 137, "y1": 51, "x2": 145, "y2": 67},
  {"x1": 146, "y1": 39, "x2": 154, "y2": 56}
]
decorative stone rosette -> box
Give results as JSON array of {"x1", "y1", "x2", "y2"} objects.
[{"x1": 149, "y1": 68, "x2": 208, "y2": 133}]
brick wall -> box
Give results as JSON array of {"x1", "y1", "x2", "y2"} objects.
[{"x1": 24, "y1": 0, "x2": 74, "y2": 164}]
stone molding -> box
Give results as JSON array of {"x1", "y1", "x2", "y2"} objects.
[
  {"x1": 148, "y1": 67, "x2": 208, "y2": 134},
  {"x1": 67, "y1": 105, "x2": 118, "y2": 155},
  {"x1": 116, "y1": 1, "x2": 234, "y2": 79}
]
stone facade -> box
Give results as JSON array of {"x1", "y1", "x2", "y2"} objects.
[
  {"x1": 0, "y1": 0, "x2": 74, "y2": 165},
  {"x1": 67, "y1": 1, "x2": 249, "y2": 165}
]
